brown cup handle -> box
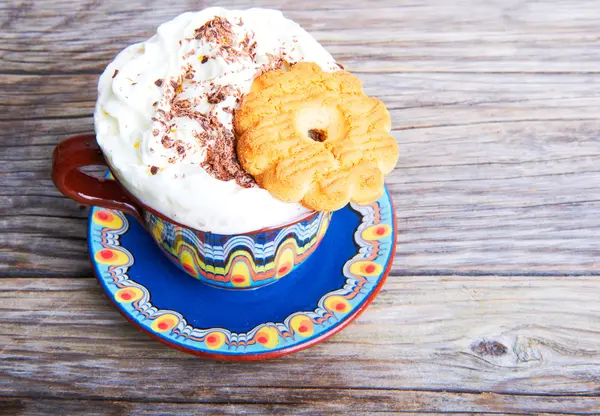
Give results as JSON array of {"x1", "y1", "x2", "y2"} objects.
[{"x1": 52, "y1": 134, "x2": 143, "y2": 222}]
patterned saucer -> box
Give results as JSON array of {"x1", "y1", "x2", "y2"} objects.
[{"x1": 89, "y1": 188, "x2": 396, "y2": 360}]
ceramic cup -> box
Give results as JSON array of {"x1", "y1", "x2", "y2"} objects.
[{"x1": 52, "y1": 134, "x2": 330, "y2": 289}]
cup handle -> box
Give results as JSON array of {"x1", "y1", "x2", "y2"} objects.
[{"x1": 52, "y1": 134, "x2": 143, "y2": 223}]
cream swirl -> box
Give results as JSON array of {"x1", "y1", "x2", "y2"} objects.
[{"x1": 95, "y1": 8, "x2": 339, "y2": 233}]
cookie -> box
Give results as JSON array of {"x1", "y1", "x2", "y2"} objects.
[{"x1": 234, "y1": 62, "x2": 398, "y2": 211}]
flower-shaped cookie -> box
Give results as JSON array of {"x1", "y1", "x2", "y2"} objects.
[{"x1": 234, "y1": 62, "x2": 398, "y2": 211}]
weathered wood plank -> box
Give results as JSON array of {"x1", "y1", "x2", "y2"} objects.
[
  {"x1": 1, "y1": 277, "x2": 599, "y2": 401},
  {"x1": 0, "y1": 232, "x2": 89, "y2": 277},
  {"x1": 1, "y1": 392, "x2": 599, "y2": 415},
  {"x1": 2, "y1": 0, "x2": 600, "y2": 74}
]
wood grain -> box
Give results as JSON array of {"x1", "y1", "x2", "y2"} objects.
[
  {"x1": 2, "y1": 392, "x2": 600, "y2": 415},
  {"x1": 1, "y1": 277, "x2": 599, "y2": 414},
  {"x1": 3, "y1": 0, "x2": 600, "y2": 74}
]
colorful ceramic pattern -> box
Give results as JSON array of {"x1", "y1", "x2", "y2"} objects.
[
  {"x1": 89, "y1": 187, "x2": 396, "y2": 360},
  {"x1": 145, "y1": 210, "x2": 331, "y2": 289}
]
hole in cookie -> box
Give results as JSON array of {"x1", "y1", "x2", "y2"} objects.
[
  {"x1": 296, "y1": 105, "x2": 347, "y2": 144},
  {"x1": 308, "y1": 129, "x2": 327, "y2": 142}
]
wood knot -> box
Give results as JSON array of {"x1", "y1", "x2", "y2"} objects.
[{"x1": 471, "y1": 340, "x2": 507, "y2": 357}]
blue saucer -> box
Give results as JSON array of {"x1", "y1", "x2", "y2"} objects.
[{"x1": 89, "y1": 189, "x2": 396, "y2": 360}]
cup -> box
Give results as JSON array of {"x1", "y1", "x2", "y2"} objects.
[{"x1": 52, "y1": 134, "x2": 330, "y2": 289}]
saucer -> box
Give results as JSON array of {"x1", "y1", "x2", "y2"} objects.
[{"x1": 88, "y1": 188, "x2": 396, "y2": 360}]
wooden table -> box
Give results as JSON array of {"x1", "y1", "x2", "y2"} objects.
[{"x1": 2, "y1": 0, "x2": 600, "y2": 413}]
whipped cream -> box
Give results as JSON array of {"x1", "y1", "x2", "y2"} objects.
[{"x1": 95, "y1": 8, "x2": 340, "y2": 234}]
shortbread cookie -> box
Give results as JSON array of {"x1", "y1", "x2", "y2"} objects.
[{"x1": 235, "y1": 62, "x2": 398, "y2": 211}]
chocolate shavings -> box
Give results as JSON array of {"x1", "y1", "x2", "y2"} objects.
[
  {"x1": 193, "y1": 17, "x2": 258, "y2": 64},
  {"x1": 146, "y1": 16, "x2": 262, "y2": 188},
  {"x1": 206, "y1": 84, "x2": 236, "y2": 105},
  {"x1": 194, "y1": 16, "x2": 235, "y2": 45},
  {"x1": 200, "y1": 109, "x2": 255, "y2": 188},
  {"x1": 256, "y1": 53, "x2": 285, "y2": 77}
]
